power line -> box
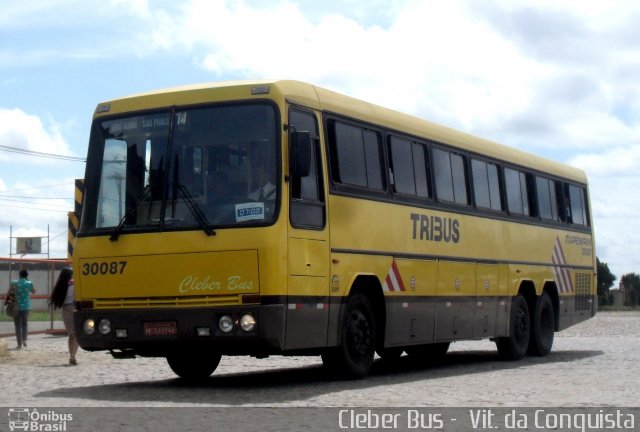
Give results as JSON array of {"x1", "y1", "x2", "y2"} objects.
[
  {"x1": 0, "y1": 197, "x2": 72, "y2": 211},
  {"x1": 0, "y1": 202, "x2": 71, "y2": 213},
  {"x1": 0, "y1": 144, "x2": 86, "y2": 162},
  {"x1": 0, "y1": 194, "x2": 73, "y2": 200},
  {"x1": 1, "y1": 182, "x2": 72, "y2": 193},
  {"x1": 50, "y1": 230, "x2": 68, "y2": 242}
]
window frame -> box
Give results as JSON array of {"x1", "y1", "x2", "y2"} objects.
[
  {"x1": 432, "y1": 146, "x2": 469, "y2": 206},
  {"x1": 325, "y1": 115, "x2": 387, "y2": 195},
  {"x1": 288, "y1": 106, "x2": 326, "y2": 230},
  {"x1": 388, "y1": 134, "x2": 431, "y2": 200},
  {"x1": 471, "y1": 157, "x2": 503, "y2": 212}
]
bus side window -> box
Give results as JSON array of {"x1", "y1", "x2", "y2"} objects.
[
  {"x1": 472, "y1": 158, "x2": 502, "y2": 211},
  {"x1": 327, "y1": 119, "x2": 384, "y2": 191},
  {"x1": 389, "y1": 136, "x2": 430, "y2": 199},
  {"x1": 560, "y1": 184, "x2": 573, "y2": 224},
  {"x1": 289, "y1": 108, "x2": 325, "y2": 229},
  {"x1": 566, "y1": 184, "x2": 588, "y2": 226},
  {"x1": 433, "y1": 148, "x2": 468, "y2": 205},
  {"x1": 505, "y1": 168, "x2": 534, "y2": 217},
  {"x1": 536, "y1": 176, "x2": 560, "y2": 222}
]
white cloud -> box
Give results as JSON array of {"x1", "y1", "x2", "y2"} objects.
[
  {"x1": 568, "y1": 145, "x2": 640, "y2": 278},
  {"x1": 570, "y1": 146, "x2": 640, "y2": 178},
  {"x1": 144, "y1": 0, "x2": 640, "y2": 277},
  {"x1": 2, "y1": 0, "x2": 639, "y2": 275},
  {"x1": 0, "y1": 108, "x2": 78, "y2": 259},
  {"x1": 0, "y1": 108, "x2": 73, "y2": 162}
]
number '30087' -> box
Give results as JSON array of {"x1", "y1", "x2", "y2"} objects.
[{"x1": 82, "y1": 261, "x2": 128, "y2": 276}]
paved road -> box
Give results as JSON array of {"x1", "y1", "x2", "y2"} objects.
[{"x1": 1, "y1": 312, "x2": 639, "y2": 431}]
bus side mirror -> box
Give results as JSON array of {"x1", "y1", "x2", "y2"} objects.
[{"x1": 290, "y1": 131, "x2": 311, "y2": 178}]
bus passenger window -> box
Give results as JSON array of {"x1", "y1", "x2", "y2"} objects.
[
  {"x1": 567, "y1": 184, "x2": 588, "y2": 225},
  {"x1": 329, "y1": 120, "x2": 383, "y2": 191},
  {"x1": 536, "y1": 176, "x2": 560, "y2": 222},
  {"x1": 505, "y1": 168, "x2": 531, "y2": 216},
  {"x1": 433, "y1": 148, "x2": 468, "y2": 205},
  {"x1": 389, "y1": 137, "x2": 430, "y2": 198},
  {"x1": 472, "y1": 159, "x2": 502, "y2": 211}
]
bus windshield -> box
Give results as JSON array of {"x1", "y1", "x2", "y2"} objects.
[{"x1": 81, "y1": 103, "x2": 279, "y2": 234}]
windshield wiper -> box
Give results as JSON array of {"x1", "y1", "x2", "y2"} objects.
[
  {"x1": 176, "y1": 184, "x2": 216, "y2": 236},
  {"x1": 109, "y1": 185, "x2": 151, "y2": 242}
]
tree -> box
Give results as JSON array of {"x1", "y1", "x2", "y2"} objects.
[
  {"x1": 597, "y1": 258, "x2": 616, "y2": 306},
  {"x1": 620, "y1": 273, "x2": 640, "y2": 307}
]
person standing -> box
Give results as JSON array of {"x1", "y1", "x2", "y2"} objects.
[
  {"x1": 12, "y1": 269, "x2": 35, "y2": 349},
  {"x1": 49, "y1": 268, "x2": 79, "y2": 365}
]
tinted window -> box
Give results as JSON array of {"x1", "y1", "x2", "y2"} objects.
[
  {"x1": 472, "y1": 159, "x2": 502, "y2": 211},
  {"x1": 289, "y1": 110, "x2": 322, "y2": 201},
  {"x1": 329, "y1": 120, "x2": 383, "y2": 190},
  {"x1": 568, "y1": 184, "x2": 588, "y2": 225},
  {"x1": 289, "y1": 108, "x2": 325, "y2": 229},
  {"x1": 389, "y1": 137, "x2": 430, "y2": 198},
  {"x1": 334, "y1": 122, "x2": 366, "y2": 186},
  {"x1": 363, "y1": 130, "x2": 383, "y2": 190},
  {"x1": 487, "y1": 162, "x2": 501, "y2": 210},
  {"x1": 536, "y1": 176, "x2": 559, "y2": 221},
  {"x1": 433, "y1": 148, "x2": 467, "y2": 205},
  {"x1": 413, "y1": 144, "x2": 429, "y2": 198},
  {"x1": 505, "y1": 168, "x2": 530, "y2": 215},
  {"x1": 390, "y1": 137, "x2": 413, "y2": 195}
]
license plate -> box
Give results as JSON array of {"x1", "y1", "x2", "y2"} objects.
[{"x1": 144, "y1": 321, "x2": 177, "y2": 337}]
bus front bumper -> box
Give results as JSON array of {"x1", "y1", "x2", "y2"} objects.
[{"x1": 73, "y1": 304, "x2": 285, "y2": 357}]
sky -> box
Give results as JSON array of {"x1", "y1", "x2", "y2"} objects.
[{"x1": 0, "y1": 0, "x2": 639, "y2": 281}]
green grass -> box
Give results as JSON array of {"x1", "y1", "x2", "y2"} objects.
[{"x1": 0, "y1": 310, "x2": 63, "y2": 322}]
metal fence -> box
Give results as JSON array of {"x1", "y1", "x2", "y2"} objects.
[{"x1": 1, "y1": 257, "x2": 71, "y2": 312}]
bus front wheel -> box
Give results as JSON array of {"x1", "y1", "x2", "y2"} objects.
[
  {"x1": 496, "y1": 295, "x2": 530, "y2": 360},
  {"x1": 166, "y1": 350, "x2": 222, "y2": 381},
  {"x1": 322, "y1": 293, "x2": 376, "y2": 379}
]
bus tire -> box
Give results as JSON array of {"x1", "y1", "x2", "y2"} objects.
[
  {"x1": 528, "y1": 292, "x2": 555, "y2": 356},
  {"x1": 166, "y1": 350, "x2": 222, "y2": 381},
  {"x1": 322, "y1": 293, "x2": 376, "y2": 379},
  {"x1": 496, "y1": 295, "x2": 530, "y2": 360},
  {"x1": 404, "y1": 342, "x2": 450, "y2": 362}
]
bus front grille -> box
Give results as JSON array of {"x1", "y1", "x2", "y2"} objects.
[{"x1": 93, "y1": 295, "x2": 242, "y2": 309}]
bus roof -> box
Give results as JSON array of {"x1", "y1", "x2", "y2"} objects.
[{"x1": 96, "y1": 79, "x2": 587, "y2": 184}]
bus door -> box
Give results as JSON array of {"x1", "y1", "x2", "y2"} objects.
[{"x1": 284, "y1": 107, "x2": 330, "y2": 350}]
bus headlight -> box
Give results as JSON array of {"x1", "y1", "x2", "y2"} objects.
[
  {"x1": 219, "y1": 315, "x2": 234, "y2": 333},
  {"x1": 83, "y1": 319, "x2": 96, "y2": 335},
  {"x1": 98, "y1": 319, "x2": 112, "y2": 335},
  {"x1": 240, "y1": 314, "x2": 256, "y2": 332}
]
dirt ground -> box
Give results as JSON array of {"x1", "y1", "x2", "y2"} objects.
[
  {"x1": 0, "y1": 311, "x2": 638, "y2": 407},
  {"x1": 0, "y1": 311, "x2": 638, "y2": 431}
]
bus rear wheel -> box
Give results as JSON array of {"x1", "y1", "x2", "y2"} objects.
[
  {"x1": 528, "y1": 292, "x2": 555, "y2": 356},
  {"x1": 166, "y1": 350, "x2": 222, "y2": 381},
  {"x1": 322, "y1": 293, "x2": 376, "y2": 379},
  {"x1": 496, "y1": 295, "x2": 530, "y2": 360}
]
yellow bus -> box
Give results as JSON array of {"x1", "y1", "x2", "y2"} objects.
[{"x1": 74, "y1": 80, "x2": 596, "y2": 379}]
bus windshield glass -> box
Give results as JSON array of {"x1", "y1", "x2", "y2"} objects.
[{"x1": 82, "y1": 103, "x2": 278, "y2": 233}]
